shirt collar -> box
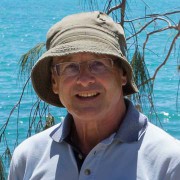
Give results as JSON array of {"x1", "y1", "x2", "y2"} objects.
[
  {"x1": 115, "y1": 99, "x2": 148, "y2": 143},
  {"x1": 50, "y1": 113, "x2": 73, "y2": 143},
  {"x1": 50, "y1": 99, "x2": 148, "y2": 143}
]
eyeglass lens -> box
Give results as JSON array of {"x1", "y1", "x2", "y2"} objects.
[{"x1": 54, "y1": 58, "x2": 113, "y2": 76}]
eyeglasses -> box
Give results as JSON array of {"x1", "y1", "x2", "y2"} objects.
[{"x1": 52, "y1": 58, "x2": 114, "y2": 77}]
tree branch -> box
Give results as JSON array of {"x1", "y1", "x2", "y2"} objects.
[
  {"x1": 125, "y1": 10, "x2": 180, "y2": 23},
  {"x1": 127, "y1": 17, "x2": 172, "y2": 41},
  {"x1": 107, "y1": 1, "x2": 124, "y2": 15},
  {"x1": 0, "y1": 76, "x2": 31, "y2": 139},
  {"x1": 138, "y1": 31, "x2": 180, "y2": 87}
]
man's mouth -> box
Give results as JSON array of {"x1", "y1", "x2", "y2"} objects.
[{"x1": 76, "y1": 92, "x2": 100, "y2": 98}]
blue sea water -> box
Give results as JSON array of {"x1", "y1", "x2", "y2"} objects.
[{"x1": 0, "y1": 0, "x2": 179, "y2": 168}]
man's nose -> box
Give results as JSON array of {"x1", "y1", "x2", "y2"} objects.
[{"x1": 76, "y1": 65, "x2": 95, "y2": 87}]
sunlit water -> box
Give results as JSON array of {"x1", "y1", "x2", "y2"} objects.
[{"x1": 0, "y1": 0, "x2": 179, "y2": 173}]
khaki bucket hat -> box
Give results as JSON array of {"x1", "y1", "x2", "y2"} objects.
[{"x1": 31, "y1": 11, "x2": 138, "y2": 107}]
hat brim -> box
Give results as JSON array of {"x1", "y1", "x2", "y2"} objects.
[{"x1": 31, "y1": 40, "x2": 138, "y2": 107}]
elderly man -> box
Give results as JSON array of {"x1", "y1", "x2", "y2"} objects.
[{"x1": 9, "y1": 11, "x2": 180, "y2": 180}]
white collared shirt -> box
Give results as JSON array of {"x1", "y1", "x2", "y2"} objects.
[{"x1": 8, "y1": 100, "x2": 180, "y2": 180}]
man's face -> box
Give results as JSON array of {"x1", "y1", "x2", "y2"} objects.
[{"x1": 51, "y1": 52, "x2": 127, "y2": 121}]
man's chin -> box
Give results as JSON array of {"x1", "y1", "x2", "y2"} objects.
[{"x1": 71, "y1": 106, "x2": 103, "y2": 120}]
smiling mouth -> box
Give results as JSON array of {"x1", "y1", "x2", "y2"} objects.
[{"x1": 76, "y1": 92, "x2": 100, "y2": 99}]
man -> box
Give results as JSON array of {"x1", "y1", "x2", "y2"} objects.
[{"x1": 9, "y1": 11, "x2": 180, "y2": 180}]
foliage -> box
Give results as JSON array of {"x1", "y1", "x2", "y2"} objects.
[
  {"x1": 18, "y1": 43, "x2": 46, "y2": 81},
  {"x1": 0, "y1": 148, "x2": 11, "y2": 180},
  {"x1": 0, "y1": 0, "x2": 179, "y2": 178},
  {"x1": 0, "y1": 156, "x2": 6, "y2": 180}
]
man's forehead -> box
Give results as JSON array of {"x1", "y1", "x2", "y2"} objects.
[{"x1": 52, "y1": 52, "x2": 112, "y2": 63}]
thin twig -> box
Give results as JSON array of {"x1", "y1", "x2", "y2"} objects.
[
  {"x1": 139, "y1": 31, "x2": 180, "y2": 87},
  {"x1": 125, "y1": 10, "x2": 180, "y2": 23},
  {"x1": 127, "y1": 17, "x2": 172, "y2": 40},
  {"x1": 0, "y1": 76, "x2": 31, "y2": 137},
  {"x1": 107, "y1": 1, "x2": 124, "y2": 15},
  {"x1": 151, "y1": 31, "x2": 180, "y2": 87}
]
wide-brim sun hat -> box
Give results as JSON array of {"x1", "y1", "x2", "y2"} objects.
[{"x1": 31, "y1": 11, "x2": 138, "y2": 107}]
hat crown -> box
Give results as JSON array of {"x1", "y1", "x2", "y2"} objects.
[{"x1": 46, "y1": 11, "x2": 126, "y2": 54}]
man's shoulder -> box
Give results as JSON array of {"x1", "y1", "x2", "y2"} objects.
[
  {"x1": 13, "y1": 123, "x2": 62, "y2": 157},
  {"x1": 9, "y1": 123, "x2": 63, "y2": 179},
  {"x1": 147, "y1": 122, "x2": 179, "y2": 141},
  {"x1": 143, "y1": 122, "x2": 180, "y2": 155},
  {"x1": 138, "y1": 122, "x2": 180, "y2": 178}
]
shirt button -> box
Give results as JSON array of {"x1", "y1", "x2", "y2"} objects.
[{"x1": 84, "y1": 169, "x2": 91, "y2": 175}]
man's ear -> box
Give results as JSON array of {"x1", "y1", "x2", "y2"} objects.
[
  {"x1": 51, "y1": 70, "x2": 59, "y2": 94},
  {"x1": 121, "y1": 71, "x2": 128, "y2": 86}
]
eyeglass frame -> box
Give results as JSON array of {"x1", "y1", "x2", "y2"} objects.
[{"x1": 51, "y1": 57, "x2": 121, "y2": 77}]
